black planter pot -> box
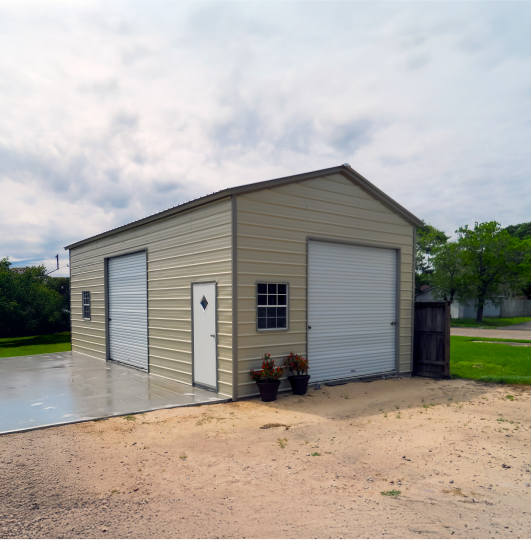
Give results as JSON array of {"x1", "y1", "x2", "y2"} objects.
[
  {"x1": 288, "y1": 374, "x2": 311, "y2": 395},
  {"x1": 256, "y1": 380, "x2": 281, "y2": 402}
]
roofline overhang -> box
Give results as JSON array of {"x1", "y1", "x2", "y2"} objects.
[
  {"x1": 415, "y1": 286, "x2": 435, "y2": 295},
  {"x1": 64, "y1": 164, "x2": 423, "y2": 250}
]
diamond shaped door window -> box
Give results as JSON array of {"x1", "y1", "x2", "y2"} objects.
[{"x1": 200, "y1": 295, "x2": 208, "y2": 311}]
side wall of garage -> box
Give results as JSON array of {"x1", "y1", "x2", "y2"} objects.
[
  {"x1": 69, "y1": 198, "x2": 233, "y2": 398},
  {"x1": 235, "y1": 173, "x2": 414, "y2": 398}
]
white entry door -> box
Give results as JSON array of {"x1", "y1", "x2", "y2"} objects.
[
  {"x1": 192, "y1": 282, "x2": 217, "y2": 390},
  {"x1": 108, "y1": 251, "x2": 148, "y2": 370},
  {"x1": 308, "y1": 241, "x2": 397, "y2": 382}
]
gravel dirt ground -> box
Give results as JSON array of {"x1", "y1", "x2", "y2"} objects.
[{"x1": 1, "y1": 377, "x2": 531, "y2": 539}]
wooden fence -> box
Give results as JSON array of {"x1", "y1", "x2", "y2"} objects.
[
  {"x1": 500, "y1": 298, "x2": 531, "y2": 317},
  {"x1": 413, "y1": 302, "x2": 450, "y2": 378}
]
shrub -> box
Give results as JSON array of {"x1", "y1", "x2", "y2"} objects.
[
  {"x1": 250, "y1": 353, "x2": 285, "y2": 382},
  {"x1": 0, "y1": 258, "x2": 70, "y2": 338},
  {"x1": 284, "y1": 352, "x2": 309, "y2": 376}
]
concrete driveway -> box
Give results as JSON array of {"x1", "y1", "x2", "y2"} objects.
[
  {"x1": 451, "y1": 321, "x2": 531, "y2": 340},
  {"x1": 0, "y1": 351, "x2": 229, "y2": 435}
]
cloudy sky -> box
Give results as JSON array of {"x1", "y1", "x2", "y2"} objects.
[{"x1": 2, "y1": 1, "x2": 530, "y2": 276}]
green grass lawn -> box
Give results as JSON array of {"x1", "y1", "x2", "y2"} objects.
[
  {"x1": 3, "y1": 332, "x2": 530, "y2": 387},
  {"x1": 0, "y1": 332, "x2": 71, "y2": 358},
  {"x1": 451, "y1": 335, "x2": 531, "y2": 385},
  {"x1": 451, "y1": 316, "x2": 531, "y2": 328}
]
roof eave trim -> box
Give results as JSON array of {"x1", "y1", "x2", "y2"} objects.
[
  {"x1": 63, "y1": 193, "x2": 233, "y2": 250},
  {"x1": 64, "y1": 164, "x2": 423, "y2": 250},
  {"x1": 338, "y1": 167, "x2": 423, "y2": 228}
]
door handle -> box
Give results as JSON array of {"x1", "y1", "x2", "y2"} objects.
[
  {"x1": 109, "y1": 318, "x2": 112, "y2": 321},
  {"x1": 390, "y1": 321, "x2": 396, "y2": 325},
  {"x1": 210, "y1": 334, "x2": 216, "y2": 337},
  {"x1": 308, "y1": 326, "x2": 312, "y2": 329}
]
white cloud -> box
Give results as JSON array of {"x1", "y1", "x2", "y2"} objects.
[{"x1": 1, "y1": 0, "x2": 531, "y2": 273}]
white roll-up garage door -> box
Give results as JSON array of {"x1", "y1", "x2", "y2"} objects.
[
  {"x1": 308, "y1": 241, "x2": 397, "y2": 381},
  {"x1": 108, "y1": 251, "x2": 148, "y2": 370}
]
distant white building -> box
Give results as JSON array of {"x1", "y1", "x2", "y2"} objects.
[{"x1": 415, "y1": 286, "x2": 502, "y2": 319}]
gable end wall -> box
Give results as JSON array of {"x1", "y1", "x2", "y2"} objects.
[{"x1": 236, "y1": 173, "x2": 414, "y2": 397}]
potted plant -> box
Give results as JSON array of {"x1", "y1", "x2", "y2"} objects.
[
  {"x1": 284, "y1": 352, "x2": 310, "y2": 395},
  {"x1": 250, "y1": 354, "x2": 284, "y2": 402}
]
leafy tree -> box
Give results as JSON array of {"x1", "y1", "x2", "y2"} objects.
[
  {"x1": 518, "y1": 278, "x2": 531, "y2": 300},
  {"x1": 434, "y1": 222, "x2": 531, "y2": 322},
  {"x1": 415, "y1": 223, "x2": 449, "y2": 294},
  {"x1": 0, "y1": 257, "x2": 70, "y2": 338},
  {"x1": 431, "y1": 242, "x2": 463, "y2": 303},
  {"x1": 504, "y1": 221, "x2": 531, "y2": 298},
  {"x1": 47, "y1": 276, "x2": 71, "y2": 311},
  {"x1": 504, "y1": 221, "x2": 531, "y2": 241}
]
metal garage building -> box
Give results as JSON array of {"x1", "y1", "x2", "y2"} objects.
[{"x1": 65, "y1": 165, "x2": 423, "y2": 399}]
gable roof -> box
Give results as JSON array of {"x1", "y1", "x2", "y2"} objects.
[{"x1": 64, "y1": 164, "x2": 423, "y2": 250}]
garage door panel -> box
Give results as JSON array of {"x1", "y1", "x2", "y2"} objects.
[
  {"x1": 309, "y1": 262, "x2": 396, "y2": 272},
  {"x1": 107, "y1": 311, "x2": 147, "y2": 320},
  {"x1": 310, "y1": 357, "x2": 395, "y2": 376},
  {"x1": 309, "y1": 284, "x2": 395, "y2": 292},
  {"x1": 309, "y1": 334, "x2": 395, "y2": 345},
  {"x1": 310, "y1": 356, "x2": 395, "y2": 369},
  {"x1": 107, "y1": 325, "x2": 148, "y2": 339},
  {"x1": 311, "y1": 354, "x2": 395, "y2": 367},
  {"x1": 309, "y1": 330, "x2": 395, "y2": 340},
  {"x1": 108, "y1": 251, "x2": 148, "y2": 370},
  {"x1": 308, "y1": 241, "x2": 396, "y2": 381},
  {"x1": 309, "y1": 298, "x2": 396, "y2": 305},
  {"x1": 307, "y1": 312, "x2": 395, "y2": 320},
  {"x1": 310, "y1": 272, "x2": 395, "y2": 282},
  {"x1": 310, "y1": 316, "x2": 395, "y2": 324},
  {"x1": 109, "y1": 342, "x2": 148, "y2": 358},
  {"x1": 312, "y1": 348, "x2": 396, "y2": 359}
]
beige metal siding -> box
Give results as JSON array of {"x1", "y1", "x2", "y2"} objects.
[
  {"x1": 70, "y1": 198, "x2": 232, "y2": 397},
  {"x1": 236, "y1": 173, "x2": 414, "y2": 398}
]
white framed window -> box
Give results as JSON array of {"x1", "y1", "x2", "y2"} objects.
[
  {"x1": 82, "y1": 291, "x2": 91, "y2": 320},
  {"x1": 256, "y1": 283, "x2": 288, "y2": 330}
]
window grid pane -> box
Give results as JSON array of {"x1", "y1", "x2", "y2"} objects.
[
  {"x1": 82, "y1": 291, "x2": 91, "y2": 320},
  {"x1": 256, "y1": 283, "x2": 287, "y2": 330}
]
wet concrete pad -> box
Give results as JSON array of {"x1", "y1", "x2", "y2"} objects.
[{"x1": 0, "y1": 351, "x2": 229, "y2": 435}]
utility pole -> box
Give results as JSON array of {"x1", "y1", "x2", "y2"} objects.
[{"x1": 45, "y1": 255, "x2": 61, "y2": 275}]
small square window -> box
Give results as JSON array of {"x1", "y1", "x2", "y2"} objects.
[
  {"x1": 82, "y1": 291, "x2": 91, "y2": 320},
  {"x1": 256, "y1": 283, "x2": 288, "y2": 330}
]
